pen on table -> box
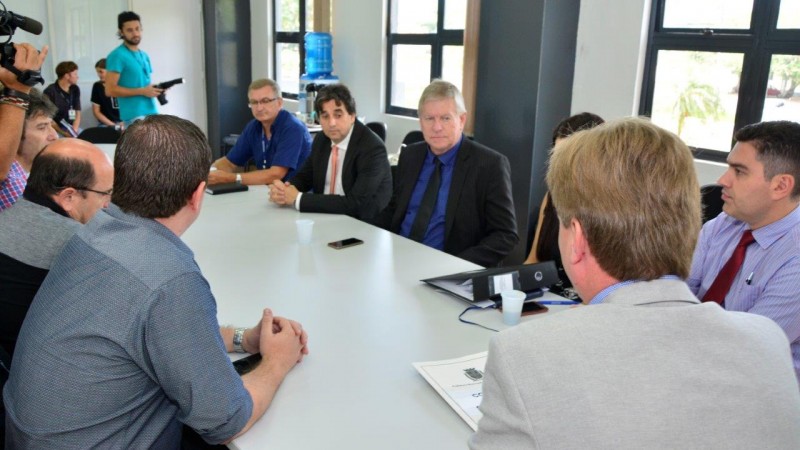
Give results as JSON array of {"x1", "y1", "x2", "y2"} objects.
[
  {"x1": 745, "y1": 272, "x2": 754, "y2": 285},
  {"x1": 539, "y1": 300, "x2": 581, "y2": 305}
]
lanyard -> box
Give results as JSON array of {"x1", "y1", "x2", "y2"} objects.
[
  {"x1": 261, "y1": 129, "x2": 272, "y2": 169},
  {"x1": 58, "y1": 86, "x2": 74, "y2": 106},
  {"x1": 128, "y1": 48, "x2": 149, "y2": 76}
]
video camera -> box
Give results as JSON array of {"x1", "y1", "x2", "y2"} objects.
[
  {"x1": 0, "y1": 0, "x2": 45, "y2": 86},
  {"x1": 154, "y1": 77, "x2": 184, "y2": 105}
]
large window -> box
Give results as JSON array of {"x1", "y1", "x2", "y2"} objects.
[
  {"x1": 641, "y1": 0, "x2": 800, "y2": 161},
  {"x1": 386, "y1": 0, "x2": 466, "y2": 117},
  {"x1": 273, "y1": 0, "x2": 330, "y2": 98}
]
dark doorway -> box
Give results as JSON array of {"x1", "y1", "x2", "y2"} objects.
[{"x1": 203, "y1": 0, "x2": 252, "y2": 159}]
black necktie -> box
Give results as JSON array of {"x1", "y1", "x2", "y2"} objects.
[{"x1": 409, "y1": 158, "x2": 442, "y2": 242}]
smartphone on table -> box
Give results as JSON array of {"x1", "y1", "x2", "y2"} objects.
[
  {"x1": 327, "y1": 238, "x2": 364, "y2": 249},
  {"x1": 498, "y1": 300, "x2": 549, "y2": 316}
]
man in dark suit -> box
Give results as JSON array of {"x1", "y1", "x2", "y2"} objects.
[
  {"x1": 374, "y1": 80, "x2": 517, "y2": 267},
  {"x1": 269, "y1": 84, "x2": 391, "y2": 221}
]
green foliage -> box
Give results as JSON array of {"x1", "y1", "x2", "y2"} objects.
[
  {"x1": 673, "y1": 82, "x2": 725, "y2": 136},
  {"x1": 771, "y1": 55, "x2": 800, "y2": 98},
  {"x1": 279, "y1": 0, "x2": 300, "y2": 31}
]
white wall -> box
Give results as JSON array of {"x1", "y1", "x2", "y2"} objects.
[
  {"x1": 131, "y1": 0, "x2": 207, "y2": 133},
  {"x1": 330, "y1": 0, "x2": 418, "y2": 155},
  {"x1": 6, "y1": 0, "x2": 206, "y2": 133},
  {"x1": 572, "y1": 0, "x2": 726, "y2": 185},
  {"x1": 7, "y1": 0, "x2": 125, "y2": 128},
  {"x1": 251, "y1": 1, "x2": 271, "y2": 80}
]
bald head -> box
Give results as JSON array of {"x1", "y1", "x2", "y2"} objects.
[
  {"x1": 46, "y1": 139, "x2": 112, "y2": 166},
  {"x1": 27, "y1": 138, "x2": 114, "y2": 224}
]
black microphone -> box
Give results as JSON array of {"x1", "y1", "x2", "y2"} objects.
[{"x1": 0, "y1": 10, "x2": 43, "y2": 35}]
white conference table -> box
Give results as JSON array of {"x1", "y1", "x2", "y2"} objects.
[{"x1": 182, "y1": 186, "x2": 571, "y2": 450}]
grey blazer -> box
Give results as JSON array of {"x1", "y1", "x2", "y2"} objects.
[{"x1": 470, "y1": 279, "x2": 800, "y2": 450}]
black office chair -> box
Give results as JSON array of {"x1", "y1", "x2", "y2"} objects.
[
  {"x1": 701, "y1": 184, "x2": 724, "y2": 223},
  {"x1": 78, "y1": 126, "x2": 121, "y2": 144},
  {"x1": 366, "y1": 121, "x2": 387, "y2": 142},
  {"x1": 401, "y1": 130, "x2": 424, "y2": 148},
  {"x1": 1, "y1": 345, "x2": 9, "y2": 441}
]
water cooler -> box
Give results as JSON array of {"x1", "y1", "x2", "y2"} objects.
[{"x1": 299, "y1": 32, "x2": 339, "y2": 123}]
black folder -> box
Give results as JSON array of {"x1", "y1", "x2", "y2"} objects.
[
  {"x1": 421, "y1": 261, "x2": 559, "y2": 302},
  {"x1": 205, "y1": 183, "x2": 249, "y2": 195}
]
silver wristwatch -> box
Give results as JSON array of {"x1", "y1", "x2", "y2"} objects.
[
  {"x1": 233, "y1": 327, "x2": 247, "y2": 353},
  {"x1": 235, "y1": 173, "x2": 242, "y2": 184}
]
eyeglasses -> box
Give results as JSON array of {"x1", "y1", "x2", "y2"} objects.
[
  {"x1": 78, "y1": 187, "x2": 113, "y2": 197},
  {"x1": 248, "y1": 97, "x2": 279, "y2": 108},
  {"x1": 80, "y1": 187, "x2": 113, "y2": 196},
  {"x1": 56, "y1": 186, "x2": 114, "y2": 196}
]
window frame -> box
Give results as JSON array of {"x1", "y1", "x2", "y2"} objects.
[
  {"x1": 272, "y1": 0, "x2": 309, "y2": 100},
  {"x1": 640, "y1": 0, "x2": 800, "y2": 162},
  {"x1": 385, "y1": 0, "x2": 465, "y2": 117}
]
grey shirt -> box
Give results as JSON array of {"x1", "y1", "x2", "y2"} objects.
[
  {"x1": 0, "y1": 195, "x2": 79, "y2": 359},
  {"x1": 4, "y1": 204, "x2": 253, "y2": 448}
]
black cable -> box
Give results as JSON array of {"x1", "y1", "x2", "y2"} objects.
[{"x1": 458, "y1": 305, "x2": 499, "y2": 332}]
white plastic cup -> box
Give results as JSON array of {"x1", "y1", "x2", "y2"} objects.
[
  {"x1": 501, "y1": 290, "x2": 526, "y2": 326},
  {"x1": 296, "y1": 219, "x2": 314, "y2": 244}
]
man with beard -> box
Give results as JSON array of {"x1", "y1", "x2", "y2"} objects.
[{"x1": 104, "y1": 11, "x2": 163, "y2": 125}]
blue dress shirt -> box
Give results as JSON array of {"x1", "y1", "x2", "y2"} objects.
[
  {"x1": 225, "y1": 109, "x2": 312, "y2": 180},
  {"x1": 400, "y1": 136, "x2": 463, "y2": 250}
]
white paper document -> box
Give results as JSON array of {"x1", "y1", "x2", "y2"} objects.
[{"x1": 413, "y1": 351, "x2": 488, "y2": 430}]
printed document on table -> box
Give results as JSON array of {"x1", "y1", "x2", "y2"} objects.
[{"x1": 413, "y1": 351, "x2": 488, "y2": 430}]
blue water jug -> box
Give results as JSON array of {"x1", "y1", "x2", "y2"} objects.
[{"x1": 305, "y1": 32, "x2": 333, "y2": 77}]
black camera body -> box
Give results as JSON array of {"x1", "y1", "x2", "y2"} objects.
[
  {"x1": 0, "y1": 2, "x2": 45, "y2": 87},
  {"x1": 154, "y1": 77, "x2": 184, "y2": 105}
]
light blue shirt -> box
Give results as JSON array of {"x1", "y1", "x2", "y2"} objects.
[
  {"x1": 590, "y1": 276, "x2": 681, "y2": 305},
  {"x1": 688, "y1": 205, "x2": 800, "y2": 380},
  {"x1": 106, "y1": 44, "x2": 158, "y2": 121}
]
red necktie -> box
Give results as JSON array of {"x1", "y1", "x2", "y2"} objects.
[
  {"x1": 702, "y1": 230, "x2": 755, "y2": 305},
  {"x1": 329, "y1": 145, "x2": 339, "y2": 195}
]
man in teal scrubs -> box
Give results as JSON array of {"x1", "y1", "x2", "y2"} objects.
[{"x1": 104, "y1": 11, "x2": 163, "y2": 125}]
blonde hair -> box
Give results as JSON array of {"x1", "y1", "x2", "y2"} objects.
[
  {"x1": 248, "y1": 78, "x2": 281, "y2": 97},
  {"x1": 417, "y1": 79, "x2": 466, "y2": 114},
  {"x1": 546, "y1": 117, "x2": 700, "y2": 279}
]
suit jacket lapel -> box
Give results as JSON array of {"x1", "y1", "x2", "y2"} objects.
[
  {"x1": 393, "y1": 145, "x2": 427, "y2": 228},
  {"x1": 445, "y1": 139, "x2": 471, "y2": 239},
  {"x1": 314, "y1": 135, "x2": 333, "y2": 193},
  {"x1": 341, "y1": 123, "x2": 361, "y2": 189}
]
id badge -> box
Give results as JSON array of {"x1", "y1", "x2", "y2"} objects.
[{"x1": 68, "y1": 109, "x2": 77, "y2": 120}]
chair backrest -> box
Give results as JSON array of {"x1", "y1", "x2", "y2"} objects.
[
  {"x1": 401, "y1": 130, "x2": 424, "y2": 147},
  {"x1": 700, "y1": 184, "x2": 724, "y2": 223},
  {"x1": 366, "y1": 121, "x2": 387, "y2": 142},
  {"x1": 78, "y1": 126, "x2": 121, "y2": 144},
  {"x1": 1, "y1": 344, "x2": 10, "y2": 389}
]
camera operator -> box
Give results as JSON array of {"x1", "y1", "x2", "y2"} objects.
[
  {"x1": 0, "y1": 42, "x2": 48, "y2": 212},
  {"x1": 104, "y1": 11, "x2": 162, "y2": 126}
]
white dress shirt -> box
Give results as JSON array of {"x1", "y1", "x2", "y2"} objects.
[{"x1": 295, "y1": 123, "x2": 354, "y2": 210}]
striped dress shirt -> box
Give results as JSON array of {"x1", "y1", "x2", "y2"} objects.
[{"x1": 688, "y1": 205, "x2": 800, "y2": 380}]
